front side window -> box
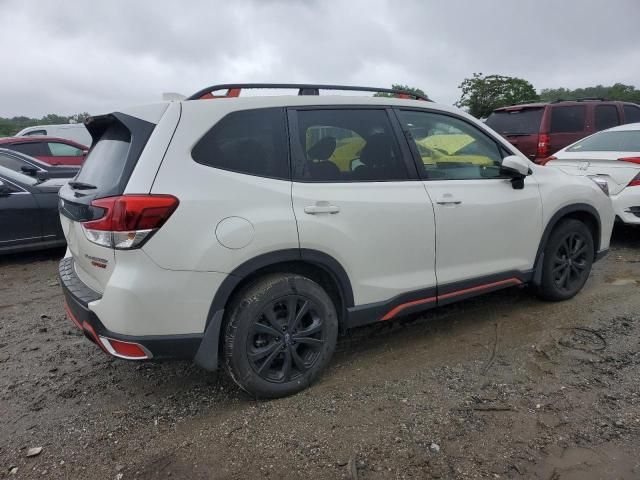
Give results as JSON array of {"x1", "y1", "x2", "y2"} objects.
[
  {"x1": 24, "y1": 129, "x2": 46, "y2": 136},
  {"x1": 292, "y1": 109, "x2": 407, "y2": 182},
  {"x1": 0, "y1": 153, "x2": 29, "y2": 173},
  {"x1": 397, "y1": 110, "x2": 504, "y2": 180},
  {"x1": 8, "y1": 142, "x2": 45, "y2": 157},
  {"x1": 48, "y1": 142, "x2": 83, "y2": 156},
  {"x1": 594, "y1": 105, "x2": 619, "y2": 131},
  {"x1": 192, "y1": 108, "x2": 289, "y2": 180},
  {"x1": 550, "y1": 105, "x2": 586, "y2": 133}
]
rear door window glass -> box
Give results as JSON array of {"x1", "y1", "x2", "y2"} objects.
[
  {"x1": 623, "y1": 105, "x2": 640, "y2": 124},
  {"x1": 292, "y1": 109, "x2": 407, "y2": 182},
  {"x1": 550, "y1": 106, "x2": 586, "y2": 133},
  {"x1": 485, "y1": 108, "x2": 543, "y2": 135},
  {"x1": 192, "y1": 108, "x2": 289, "y2": 180},
  {"x1": 48, "y1": 142, "x2": 83, "y2": 156},
  {"x1": 594, "y1": 105, "x2": 620, "y2": 131}
]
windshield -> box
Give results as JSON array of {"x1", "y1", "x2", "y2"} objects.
[
  {"x1": 486, "y1": 108, "x2": 544, "y2": 135},
  {"x1": 567, "y1": 130, "x2": 640, "y2": 152}
]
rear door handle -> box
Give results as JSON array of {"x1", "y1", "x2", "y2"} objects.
[
  {"x1": 436, "y1": 194, "x2": 462, "y2": 206},
  {"x1": 304, "y1": 203, "x2": 340, "y2": 215}
]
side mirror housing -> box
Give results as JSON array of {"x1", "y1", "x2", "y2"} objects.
[
  {"x1": 21, "y1": 165, "x2": 39, "y2": 176},
  {"x1": 501, "y1": 155, "x2": 531, "y2": 189}
]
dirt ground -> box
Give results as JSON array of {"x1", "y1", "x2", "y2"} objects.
[{"x1": 1, "y1": 226, "x2": 639, "y2": 480}]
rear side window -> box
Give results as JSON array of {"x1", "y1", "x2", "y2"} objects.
[
  {"x1": 8, "y1": 142, "x2": 46, "y2": 157},
  {"x1": 485, "y1": 108, "x2": 543, "y2": 135},
  {"x1": 74, "y1": 122, "x2": 131, "y2": 192},
  {"x1": 48, "y1": 142, "x2": 84, "y2": 156},
  {"x1": 292, "y1": 109, "x2": 407, "y2": 182},
  {"x1": 624, "y1": 104, "x2": 640, "y2": 124},
  {"x1": 595, "y1": 105, "x2": 620, "y2": 131},
  {"x1": 550, "y1": 106, "x2": 586, "y2": 133},
  {"x1": 192, "y1": 108, "x2": 289, "y2": 180}
]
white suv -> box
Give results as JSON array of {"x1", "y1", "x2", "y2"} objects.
[{"x1": 58, "y1": 84, "x2": 614, "y2": 398}]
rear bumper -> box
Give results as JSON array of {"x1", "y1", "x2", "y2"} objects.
[{"x1": 59, "y1": 257, "x2": 203, "y2": 361}]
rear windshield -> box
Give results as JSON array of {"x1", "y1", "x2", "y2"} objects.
[
  {"x1": 567, "y1": 130, "x2": 640, "y2": 152},
  {"x1": 74, "y1": 122, "x2": 130, "y2": 192},
  {"x1": 485, "y1": 108, "x2": 543, "y2": 135}
]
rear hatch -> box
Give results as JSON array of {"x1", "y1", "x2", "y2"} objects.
[
  {"x1": 58, "y1": 113, "x2": 156, "y2": 293},
  {"x1": 485, "y1": 106, "x2": 544, "y2": 160}
]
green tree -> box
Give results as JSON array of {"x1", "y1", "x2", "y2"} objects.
[
  {"x1": 539, "y1": 83, "x2": 640, "y2": 103},
  {"x1": 456, "y1": 73, "x2": 538, "y2": 118},
  {"x1": 0, "y1": 113, "x2": 93, "y2": 137},
  {"x1": 373, "y1": 84, "x2": 428, "y2": 99}
]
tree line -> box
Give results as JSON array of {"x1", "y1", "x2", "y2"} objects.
[
  {"x1": 0, "y1": 112, "x2": 90, "y2": 137},
  {"x1": 1, "y1": 78, "x2": 639, "y2": 136}
]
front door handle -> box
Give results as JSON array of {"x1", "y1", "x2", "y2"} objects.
[{"x1": 304, "y1": 202, "x2": 340, "y2": 215}]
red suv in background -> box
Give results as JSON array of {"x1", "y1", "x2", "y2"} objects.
[
  {"x1": 485, "y1": 99, "x2": 640, "y2": 163},
  {"x1": 0, "y1": 136, "x2": 88, "y2": 166}
]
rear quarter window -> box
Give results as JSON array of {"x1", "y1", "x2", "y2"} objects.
[
  {"x1": 594, "y1": 105, "x2": 620, "y2": 131},
  {"x1": 550, "y1": 105, "x2": 586, "y2": 133},
  {"x1": 624, "y1": 104, "x2": 640, "y2": 124},
  {"x1": 192, "y1": 108, "x2": 289, "y2": 180}
]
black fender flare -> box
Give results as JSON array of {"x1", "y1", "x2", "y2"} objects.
[
  {"x1": 532, "y1": 203, "x2": 601, "y2": 286},
  {"x1": 193, "y1": 248, "x2": 354, "y2": 371}
]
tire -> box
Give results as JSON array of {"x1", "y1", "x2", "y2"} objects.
[
  {"x1": 223, "y1": 273, "x2": 339, "y2": 398},
  {"x1": 536, "y1": 219, "x2": 594, "y2": 301}
]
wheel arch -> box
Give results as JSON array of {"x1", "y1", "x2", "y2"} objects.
[
  {"x1": 193, "y1": 249, "x2": 354, "y2": 371},
  {"x1": 532, "y1": 203, "x2": 601, "y2": 285}
]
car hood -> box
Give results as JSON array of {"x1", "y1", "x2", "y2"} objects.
[{"x1": 34, "y1": 178, "x2": 69, "y2": 193}]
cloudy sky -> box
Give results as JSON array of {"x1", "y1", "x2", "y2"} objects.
[{"x1": 1, "y1": 0, "x2": 639, "y2": 117}]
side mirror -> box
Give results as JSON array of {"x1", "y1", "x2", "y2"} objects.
[
  {"x1": 21, "y1": 165, "x2": 39, "y2": 176},
  {"x1": 501, "y1": 155, "x2": 531, "y2": 190},
  {"x1": 82, "y1": 149, "x2": 89, "y2": 156}
]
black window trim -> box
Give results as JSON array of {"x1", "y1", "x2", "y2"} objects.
[
  {"x1": 393, "y1": 107, "x2": 519, "y2": 182},
  {"x1": 286, "y1": 105, "x2": 420, "y2": 183},
  {"x1": 191, "y1": 106, "x2": 292, "y2": 182}
]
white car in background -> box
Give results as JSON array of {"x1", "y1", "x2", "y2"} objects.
[
  {"x1": 545, "y1": 123, "x2": 640, "y2": 224},
  {"x1": 16, "y1": 123, "x2": 92, "y2": 147}
]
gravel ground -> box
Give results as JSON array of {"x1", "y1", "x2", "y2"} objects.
[{"x1": 1, "y1": 226, "x2": 639, "y2": 479}]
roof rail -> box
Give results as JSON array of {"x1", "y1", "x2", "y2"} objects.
[
  {"x1": 510, "y1": 99, "x2": 543, "y2": 106},
  {"x1": 186, "y1": 83, "x2": 431, "y2": 102},
  {"x1": 551, "y1": 97, "x2": 609, "y2": 103}
]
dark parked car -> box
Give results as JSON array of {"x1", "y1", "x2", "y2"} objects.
[
  {"x1": 485, "y1": 99, "x2": 640, "y2": 163},
  {"x1": 0, "y1": 136, "x2": 88, "y2": 166},
  {"x1": 0, "y1": 166, "x2": 67, "y2": 254},
  {"x1": 0, "y1": 148, "x2": 79, "y2": 180}
]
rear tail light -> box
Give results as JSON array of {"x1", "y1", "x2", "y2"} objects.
[
  {"x1": 539, "y1": 155, "x2": 557, "y2": 166},
  {"x1": 536, "y1": 133, "x2": 550, "y2": 159},
  {"x1": 619, "y1": 156, "x2": 640, "y2": 165},
  {"x1": 81, "y1": 195, "x2": 179, "y2": 249},
  {"x1": 628, "y1": 172, "x2": 640, "y2": 187}
]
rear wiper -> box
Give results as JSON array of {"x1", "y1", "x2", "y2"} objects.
[{"x1": 68, "y1": 181, "x2": 97, "y2": 190}]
